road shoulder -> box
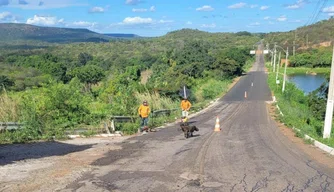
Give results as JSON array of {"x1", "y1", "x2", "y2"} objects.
[{"x1": 267, "y1": 103, "x2": 334, "y2": 169}]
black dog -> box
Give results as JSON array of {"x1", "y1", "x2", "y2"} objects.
[{"x1": 180, "y1": 118, "x2": 199, "y2": 138}]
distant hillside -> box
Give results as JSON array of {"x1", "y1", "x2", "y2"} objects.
[
  {"x1": 160, "y1": 28, "x2": 262, "y2": 49},
  {"x1": 264, "y1": 18, "x2": 334, "y2": 49},
  {"x1": 163, "y1": 28, "x2": 263, "y2": 40},
  {"x1": 104, "y1": 33, "x2": 140, "y2": 38},
  {"x1": 0, "y1": 23, "x2": 111, "y2": 43}
]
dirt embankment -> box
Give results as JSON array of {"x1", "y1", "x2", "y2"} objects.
[{"x1": 0, "y1": 136, "x2": 130, "y2": 192}]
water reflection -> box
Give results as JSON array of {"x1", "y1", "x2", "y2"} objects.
[{"x1": 287, "y1": 74, "x2": 326, "y2": 94}]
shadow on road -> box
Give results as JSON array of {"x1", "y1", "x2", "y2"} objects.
[
  {"x1": 0, "y1": 141, "x2": 94, "y2": 166},
  {"x1": 191, "y1": 134, "x2": 201, "y2": 137}
]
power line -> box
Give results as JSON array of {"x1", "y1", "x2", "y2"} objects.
[
  {"x1": 304, "y1": 0, "x2": 322, "y2": 26},
  {"x1": 298, "y1": 0, "x2": 328, "y2": 48},
  {"x1": 312, "y1": 0, "x2": 328, "y2": 24}
]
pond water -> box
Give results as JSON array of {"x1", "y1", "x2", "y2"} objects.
[{"x1": 287, "y1": 74, "x2": 326, "y2": 94}]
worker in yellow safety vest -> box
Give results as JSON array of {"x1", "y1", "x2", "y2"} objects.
[
  {"x1": 138, "y1": 100, "x2": 150, "y2": 133},
  {"x1": 180, "y1": 97, "x2": 191, "y2": 118}
]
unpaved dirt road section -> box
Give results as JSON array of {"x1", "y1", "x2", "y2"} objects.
[
  {"x1": 1, "y1": 49, "x2": 334, "y2": 192},
  {"x1": 0, "y1": 137, "x2": 130, "y2": 192},
  {"x1": 64, "y1": 49, "x2": 334, "y2": 191}
]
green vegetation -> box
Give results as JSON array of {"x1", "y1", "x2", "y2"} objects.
[
  {"x1": 264, "y1": 17, "x2": 334, "y2": 48},
  {"x1": 284, "y1": 67, "x2": 330, "y2": 75},
  {"x1": 0, "y1": 23, "x2": 142, "y2": 45},
  {"x1": 0, "y1": 23, "x2": 111, "y2": 44},
  {"x1": 0, "y1": 28, "x2": 259, "y2": 143},
  {"x1": 289, "y1": 47, "x2": 332, "y2": 68},
  {"x1": 273, "y1": 64, "x2": 330, "y2": 76},
  {"x1": 267, "y1": 64, "x2": 334, "y2": 147}
]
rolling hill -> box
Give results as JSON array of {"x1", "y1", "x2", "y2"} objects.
[
  {"x1": 1, "y1": 18, "x2": 333, "y2": 48},
  {"x1": 0, "y1": 23, "x2": 111, "y2": 43},
  {"x1": 264, "y1": 17, "x2": 334, "y2": 49}
]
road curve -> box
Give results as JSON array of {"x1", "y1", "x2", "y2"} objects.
[{"x1": 65, "y1": 50, "x2": 334, "y2": 192}]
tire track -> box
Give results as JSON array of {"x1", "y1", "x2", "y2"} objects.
[{"x1": 190, "y1": 102, "x2": 247, "y2": 186}]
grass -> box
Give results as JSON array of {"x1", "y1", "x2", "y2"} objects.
[
  {"x1": 268, "y1": 61, "x2": 330, "y2": 75},
  {"x1": 134, "y1": 91, "x2": 179, "y2": 112},
  {"x1": 266, "y1": 63, "x2": 334, "y2": 148},
  {"x1": 284, "y1": 67, "x2": 330, "y2": 75},
  {"x1": 303, "y1": 138, "x2": 315, "y2": 145},
  {"x1": 242, "y1": 58, "x2": 255, "y2": 72},
  {"x1": 193, "y1": 78, "x2": 232, "y2": 108},
  {"x1": 0, "y1": 89, "x2": 20, "y2": 122}
]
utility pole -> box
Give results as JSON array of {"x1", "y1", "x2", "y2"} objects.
[
  {"x1": 282, "y1": 47, "x2": 289, "y2": 93},
  {"x1": 293, "y1": 41, "x2": 296, "y2": 56},
  {"x1": 271, "y1": 51, "x2": 273, "y2": 66},
  {"x1": 323, "y1": 44, "x2": 334, "y2": 139},
  {"x1": 276, "y1": 51, "x2": 281, "y2": 81},
  {"x1": 273, "y1": 42, "x2": 277, "y2": 72}
]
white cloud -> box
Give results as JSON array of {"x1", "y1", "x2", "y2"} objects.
[
  {"x1": 126, "y1": 0, "x2": 141, "y2": 5},
  {"x1": 0, "y1": 11, "x2": 11, "y2": 20},
  {"x1": 291, "y1": 19, "x2": 302, "y2": 23},
  {"x1": 72, "y1": 21, "x2": 96, "y2": 27},
  {"x1": 323, "y1": 6, "x2": 334, "y2": 13},
  {"x1": 323, "y1": 6, "x2": 334, "y2": 16},
  {"x1": 264, "y1": 16, "x2": 270, "y2": 20},
  {"x1": 196, "y1": 5, "x2": 214, "y2": 12},
  {"x1": 286, "y1": 4, "x2": 300, "y2": 9},
  {"x1": 201, "y1": 23, "x2": 216, "y2": 28},
  {"x1": 0, "y1": 11, "x2": 18, "y2": 23},
  {"x1": 228, "y1": 2, "x2": 246, "y2": 9},
  {"x1": 26, "y1": 15, "x2": 63, "y2": 25},
  {"x1": 277, "y1": 15, "x2": 287, "y2": 21},
  {"x1": 132, "y1": 6, "x2": 155, "y2": 12},
  {"x1": 249, "y1": 22, "x2": 260, "y2": 26},
  {"x1": 123, "y1": 17, "x2": 153, "y2": 24},
  {"x1": 186, "y1": 21, "x2": 192, "y2": 25},
  {"x1": 260, "y1": 6, "x2": 270, "y2": 10},
  {"x1": 109, "y1": 16, "x2": 174, "y2": 29},
  {"x1": 286, "y1": 0, "x2": 306, "y2": 9},
  {"x1": 269, "y1": 21, "x2": 274, "y2": 25},
  {"x1": 132, "y1": 8, "x2": 147, "y2": 12},
  {"x1": 90, "y1": 6, "x2": 104, "y2": 13},
  {"x1": 250, "y1": 4, "x2": 258, "y2": 8},
  {"x1": 159, "y1": 20, "x2": 173, "y2": 23}
]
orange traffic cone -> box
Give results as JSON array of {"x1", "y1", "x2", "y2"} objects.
[{"x1": 214, "y1": 116, "x2": 221, "y2": 132}]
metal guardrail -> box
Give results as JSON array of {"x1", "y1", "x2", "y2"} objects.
[
  {"x1": 151, "y1": 108, "x2": 179, "y2": 117},
  {"x1": 109, "y1": 108, "x2": 181, "y2": 132},
  {"x1": 0, "y1": 107, "x2": 201, "y2": 134},
  {"x1": 0, "y1": 122, "x2": 24, "y2": 131},
  {"x1": 110, "y1": 116, "x2": 136, "y2": 122}
]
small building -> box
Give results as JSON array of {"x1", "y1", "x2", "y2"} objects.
[{"x1": 280, "y1": 59, "x2": 290, "y2": 67}]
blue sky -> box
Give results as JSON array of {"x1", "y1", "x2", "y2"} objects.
[{"x1": 0, "y1": 0, "x2": 333, "y2": 36}]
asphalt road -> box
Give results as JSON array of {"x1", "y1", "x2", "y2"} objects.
[{"x1": 65, "y1": 51, "x2": 334, "y2": 192}]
